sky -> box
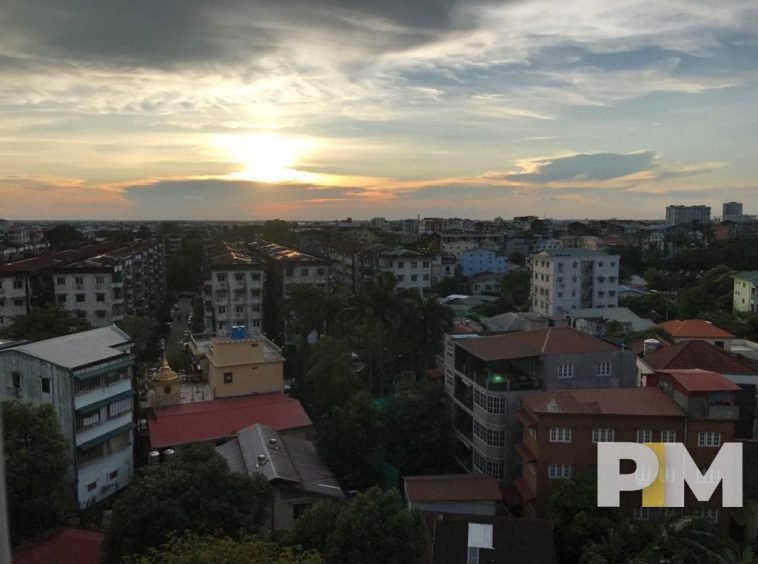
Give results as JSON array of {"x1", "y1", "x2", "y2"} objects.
[{"x1": 1, "y1": 0, "x2": 757, "y2": 221}]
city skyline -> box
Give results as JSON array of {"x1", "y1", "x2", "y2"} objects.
[{"x1": 2, "y1": 0, "x2": 757, "y2": 220}]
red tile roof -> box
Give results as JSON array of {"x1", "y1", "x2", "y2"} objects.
[
  {"x1": 149, "y1": 393, "x2": 312, "y2": 448},
  {"x1": 657, "y1": 369, "x2": 742, "y2": 393},
  {"x1": 657, "y1": 320, "x2": 734, "y2": 340},
  {"x1": 455, "y1": 327, "x2": 617, "y2": 361},
  {"x1": 523, "y1": 387, "x2": 683, "y2": 417},
  {"x1": 404, "y1": 474, "x2": 502, "y2": 503},
  {"x1": 13, "y1": 528, "x2": 103, "y2": 564},
  {"x1": 644, "y1": 340, "x2": 755, "y2": 374}
]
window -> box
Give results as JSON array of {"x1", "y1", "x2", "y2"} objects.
[
  {"x1": 96, "y1": 310, "x2": 107, "y2": 318},
  {"x1": 549, "y1": 427, "x2": 572, "y2": 443},
  {"x1": 423, "y1": 274, "x2": 430, "y2": 281},
  {"x1": 474, "y1": 420, "x2": 506, "y2": 447},
  {"x1": 13, "y1": 299, "x2": 24, "y2": 307},
  {"x1": 633, "y1": 507, "x2": 650, "y2": 521},
  {"x1": 411, "y1": 261, "x2": 417, "y2": 268},
  {"x1": 41, "y1": 377, "x2": 50, "y2": 394},
  {"x1": 251, "y1": 288, "x2": 261, "y2": 297},
  {"x1": 12, "y1": 372, "x2": 20, "y2": 388},
  {"x1": 548, "y1": 464, "x2": 572, "y2": 480},
  {"x1": 636, "y1": 429, "x2": 653, "y2": 443},
  {"x1": 423, "y1": 261, "x2": 430, "y2": 268},
  {"x1": 300, "y1": 268, "x2": 309, "y2": 276},
  {"x1": 251, "y1": 304, "x2": 260, "y2": 312},
  {"x1": 108, "y1": 397, "x2": 132, "y2": 418},
  {"x1": 223, "y1": 372, "x2": 233, "y2": 384},
  {"x1": 592, "y1": 428, "x2": 615, "y2": 443},
  {"x1": 235, "y1": 305, "x2": 244, "y2": 313},
  {"x1": 96, "y1": 275, "x2": 104, "y2": 285},
  {"x1": 77, "y1": 444, "x2": 104, "y2": 465},
  {"x1": 96, "y1": 293, "x2": 105, "y2": 302},
  {"x1": 528, "y1": 427, "x2": 537, "y2": 440},
  {"x1": 76, "y1": 294, "x2": 85, "y2": 302},
  {"x1": 13, "y1": 279, "x2": 23, "y2": 289},
  {"x1": 316, "y1": 268, "x2": 325, "y2": 276},
  {"x1": 56, "y1": 294, "x2": 67, "y2": 303},
  {"x1": 217, "y1": 273, "x2": 227, "y2": 282},
  {"x1": 660, "y1": 430, "x2": 677, "y2": 443},
  {"x1": 411, "y1": 274, "x2": 417, "y2": 282},
  {"x1": 87, "y1": 481, "x2": 97, "y2": 492},
  {"x1": 235, "y1": 273, "x2": 244, "y2": 281},
  {"x1": 252, "y1": 320, "x2": 260, "y2": 327},
  {"x1": 557, "y1": 363, "x2": 574, "y2": 378},
  {"x1": 74, "y1": 276, "x2": 84, "y2": 285},
  {"x1": 109, "y1": 471, "x2": 119, "y2": 481},
  {"x1": 596, "y1": 361, "x2": 611, "y2": 377},
  {"x1": 699, "y1": 508, "x2": 719, "y2": 523},
  {"x1": 697, "y1": 431, "x2": 721, "y2": 448},
  {"x1": 77, "y1": 409, "x2": 101, "y2": 430},
  {"x1": 473, "y1": 389, "x2": 506, "y2": 414},
  {"x1": 56, "y1": 276, "x2": 65, "y2": 286},
  {"x1": 250, "y1": 273, "x2": 261, "y2": 281},
  {"x1": 218, "y1": 305, "x2": 226, "y2": 313},
  {"x1": 397, "y1": 274, "x2": 405, "y2": 282}
]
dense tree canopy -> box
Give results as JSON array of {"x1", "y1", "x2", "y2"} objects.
[
  {"x1": 129, "y1": 533, "x2": 323, "y2": 564},
  {"x1": 43, "y1": 223, "x2": 84, "y2": 250},
  {"x1": 103, "y1": 445, "x2": 272, "y2": 563},
  {"x1": 292, "y1": 488, "x2": 427, "y2": 564},
  {"x1": 2, "y1": 401, "x2": 71, "y2": 547},
  {"x1": 0, "y1": 304, "x2": 92, "y2": 341}
]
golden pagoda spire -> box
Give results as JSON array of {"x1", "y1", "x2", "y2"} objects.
[{"x1": 151, "y1": 352, "x2": 180, "y2": 386}]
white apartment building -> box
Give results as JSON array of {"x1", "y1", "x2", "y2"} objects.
[
  {"x1": 376, "y1": 249, "x2": 434, "y2": 294},
  {"x1": 204, "y1": 245, "x2": 266, "y2": 337},
  {"x1": 530, "y1": 249, "x2": 620, "y2": 317},
  {"x1": 0, "y1": 326, "x2": 135, "y2": 507},
  {"x1": 733, "y1": 271, "x2": 758, "y2": 313}
]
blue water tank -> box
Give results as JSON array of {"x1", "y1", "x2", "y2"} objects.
[{"x1": 231, "y1": 325, "x2": 248, "y2": 340}]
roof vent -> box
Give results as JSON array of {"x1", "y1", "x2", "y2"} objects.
[
  {"x1": 268, "y1": 438, "x2": 279, "y2": 450},
  {"x1": 256, "y1": 454, "x2": 268, "y2": 467}
]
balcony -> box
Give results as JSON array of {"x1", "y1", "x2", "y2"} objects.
[
  {"x1": 75, "y1": 411, "x2": 132, "y2": 448},
  {"x1": 467, "y1": 369, "x2": 540, "y2": 392},
  {"x1": 74, "y1": 377, "x2": 132, "y2": 410}
]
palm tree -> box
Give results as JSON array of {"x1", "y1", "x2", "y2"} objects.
[{"x1": 635, "y1": 515, "x2": 739, "y2": 564}]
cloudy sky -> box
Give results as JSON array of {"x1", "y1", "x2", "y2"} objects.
[{"x1": 2, "y1": 0, "x2": 757, "y2": 220}]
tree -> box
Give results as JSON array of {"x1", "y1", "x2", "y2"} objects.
[
  {"x1": 380, "y1": 384, "x2": 452, "y2": 476},
  {"x1": 291, "y1": 501, "x2": 342, "y2": 555},
  {"x1": 292, "y1": 337, "x2": 364, "y2": 422},
  {"x1": 633, "y1": 515, "x2": 739, "y2": 564},
  {"x1": 326, "y1": 487, "x2": 427, "y2": 564},
  {"x1": 261, "y1": 220, "x2": 294, "y2": 245},
  {"x1": 2, "y1": 401, "x2": 71, "y2": 546},
  {"x1": 103, "y1": 445, "x2": 272, "y2": 563},
  {"x1": 395, "y1": 294, "x2": 453, "y2": 376},
  {"x1": 546, "y1": 476, "x2": 625, "y2": 564},
  {"x1": 43, "y1": 223, "x2": 84, "y2": 250},
  {"x1": 129, "y1": 533, "x2": 323, "y2": 564},
  {"x1": 0, "y1": 304, "x2": 92, "y2": 341},
  {"x1": 117, "y1": 315, "x2": 158, "y2": 362},
  {"x1": 431, "y1": 275, "x2": 469, "y2": 296},
  {"x1": 316, "y1": 393, "x2": 383, "y2": 490}
]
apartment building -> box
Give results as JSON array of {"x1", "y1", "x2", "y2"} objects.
[
  {"x1": 665, "y1": 205, "x2": 711, "y2": 226},
  {"x1": 656, "y1": 319, "x2": 735, "y2": 351},
  {"x1": 734, "y1": 271, "x2": 758, "y2": 313},
  {"x1": 530, "y1": 248, "x2": 620, "y2": 317},
  {"x1": 461, "y1": 248, "x2": 508, "y2": 278},
  {"x1": 723, "y1": 202, "x2": 744, "y2": 222},
  {"x1": 517, "y1": 370, "x2": 739, "y2": 524},
  {"x1": 0, "y1": 326, "x2": 135, "y2": 507},
  {"x1": 375, "y1": 248, "x2": 435, "y2": 294},
  {"x1": 248, "y1": 241, "x2": 329, "y2": 343},
  {"x1": 444, "y1": 327, "x2": 636, "y2": 482},
  {"x1": 0, "y1": 241, "x2": 165, "y2": 330},
  {"x1": 203, "y1": 243, "x2": 266, "y2": 337}
]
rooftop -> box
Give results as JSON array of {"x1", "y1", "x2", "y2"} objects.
[
  {"x1": 644, "y1": 340, "x2": 756, "y2": 374},
  {"x1": 734, "y1": 271, "x2": 758, "y2": 284},
  {"x1": 523, "y1": 387, "x2": 683, "y2": 417},
  {"x1": 405, "y1": 474, "x2": 502, "y2": 503},
  {"x1": 216, "y1": 423, "x2": 343, "y2": 498},
  {"x1": 657, "y1": 369, "x2": 742, "y2": 393},
  {"x1": 455, "y1": 327, "x2": 617, "y2": 361},
  {"x1": 248, "y1": 240, "x2": 324, "y2": 262},
  {"x1": 148, "y1": 393, "x2": 312, "y2": 449},
  {"x1": 8, "y1": 325, "x2": 132, "y2": 369},
  {"x1": 566, "y1": 307, "x2": 654, "y2": 332},
  {"x1": 538, "y1": 248, "x2": 616, "y2": 258},
  {"x1": 13, "y1": 528, "x2": 103, "y2": 564},
  {"x1": 657, "y1": 319, "x2": 734, "y2": 340}
]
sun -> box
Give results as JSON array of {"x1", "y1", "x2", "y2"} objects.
[{"x1": 216, "y1": 134, "x2": 312, "y2": 183}]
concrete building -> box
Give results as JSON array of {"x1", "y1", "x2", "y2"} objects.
[
  {"x1": 216, "y1": 423, "x2": 343, "y2": 531},
  {"x1": 723, "y1": 202, "x2": 744, "y2": 222},
  {"x1": 665, "y1": 205, "x2": 711, "y2": 226},
  {"x1": 530, "y1": 249, "x2": 620, "y2": 317},
  {"x1": 734, "y1": 271, "x2": 758, "y2": 313},
  {"x1": 376, "y1": 248, "x2": 435, "y2": 294},
  {"x1": 461, "y1": 248, "x2": 508, "y2": 278},
  {"x1": 517, "y1": 372, "x2": 738, "y2": 523},
  {"x1": 189, "y1": 332, "x2": 284, "y2": 399},
  {"x1": 0, "y1": 327, "x2": 135, "y2": 507},
  {"x1": 203, "y1": 243, "x2": 266, "y2": 337},
  {"x1": 0, "y1": 241, "x2": 165, "y2": 330},
  {"x1": 444, "y1": 327, "x2": 636, "y2": 482}
]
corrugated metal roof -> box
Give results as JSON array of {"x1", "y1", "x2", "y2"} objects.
[
  {"x1": 10, "y1": 326, "x2": 131, "y2": 369},
  {"x1": 523, "y1": 387, "x2": 683, "y2": 417}
]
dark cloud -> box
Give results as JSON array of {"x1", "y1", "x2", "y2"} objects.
[{"x1": 498, "y1": 151, "x2": 657, "y2": 183}]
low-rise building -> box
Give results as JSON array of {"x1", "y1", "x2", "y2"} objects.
[
  {"x1": 517, "y1": 372, "x2": 738, "y2": 523},
  {"x1": 657, "y1": 319, "x2": 735, "y2": 351},
  {"x1": 404, "y1": 474, "x2": 502, "y2": 516},
  {"x1": 461, "y1": 248, "x2": 508, "y2": 278},
  {"x1": 0, "y1": 326, "x2": 135, "y2": 507},
  {"x1": 216, "y1": 423, "x2": 343, "y2": 531}
]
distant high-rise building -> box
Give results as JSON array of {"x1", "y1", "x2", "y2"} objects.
[
  {"x1": 723, "y1": 201, "x2": 744, "y2": 222},
  {"x1": 665, "y1": 205, "x2": 711, "y2": 226}
]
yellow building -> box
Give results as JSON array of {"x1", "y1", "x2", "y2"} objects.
[
  {"x1": 191, "y1": 334, "x2": 284, "y2": 398},
  {"x1": 149, "y1": 353, "x2": 182, "y2": 407},
  {"x1": 734, "y1": 271, "x2": 758, "y2": 313}
]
